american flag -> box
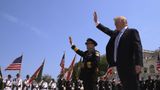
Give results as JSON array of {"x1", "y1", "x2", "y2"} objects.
[
  {"x1": 103, "y1": 67, "x2": 113, "y2": 79},
  {"x1": 60, "y1": 53, "x2": 65, "y2": 73},
  {"x1": 64, "y1": 54, "x2": 76, "y2": 81},
  {"x1": 156, "y1": 54, "x2": 160, "y2": 72},
  {"x1": 5, "y1": 55, "x2": 23, "y2": 70}
]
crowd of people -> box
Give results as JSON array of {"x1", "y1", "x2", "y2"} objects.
[
  {"x1": 0, "y1": 73, "x2": 56, "y2": 90},
  {"x1": 95, "y1": 75, "x2": 160, "y2": 90},
  {"x1": 0, "y1": 73, "x2": 160, "y2": 90}
]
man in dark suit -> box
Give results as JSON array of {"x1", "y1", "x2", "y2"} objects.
[{"x1": 93, "y1": 11, "x2": 143, "y2": 90}]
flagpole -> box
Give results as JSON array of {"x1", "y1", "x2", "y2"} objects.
[
  {"x1": 19, "y1": 69, "x2": 21, "y2": 74},
  {"x1": 63, "y1": 51, "x2": 65, "y2": 75},
  {"x1": 19, "y1": 53, "x2": 23, "y2": 75},
  {"x1": 159, "y1": 47, "x2": 160, "y2": 55}
]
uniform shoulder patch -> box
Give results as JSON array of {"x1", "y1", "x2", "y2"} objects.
[{"x1": 95, "y1": 51, "x2": 100, "y2": 56}]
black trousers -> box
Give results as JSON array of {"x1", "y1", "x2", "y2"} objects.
[
  {"x1": 80, "y1": 70, "x2": 97, "y2": 90},
  {"x1": 117, "y1": 67, "x2": 140, "y2": 90}
]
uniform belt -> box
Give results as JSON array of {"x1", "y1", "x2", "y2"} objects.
[
  {"x1": 33, "y1": 87, "x2": 39, "y2": 89},
  {"x1": 16, "y1": 85, "x2": 21, "y2": 87},
  {"x1": 24, "y1": 85, "x2": 30, "y2": 87},
  {"x1": 49, "y1": 87, "x2": 55, "y2": 89},
  {"x1": 24, "y1": 86, "x2": 30, "y2": 88},
  {"x1": 42, "y1": 88, "x2": 47, "y2": 89}
]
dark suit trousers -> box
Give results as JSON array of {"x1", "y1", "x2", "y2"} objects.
[{"x1": 117, "y1": 66, "x2": 140, "y2": 90}]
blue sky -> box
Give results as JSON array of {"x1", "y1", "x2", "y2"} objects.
[{"x1": 0, "y1": 0, "x2": 160, "y2": 79}]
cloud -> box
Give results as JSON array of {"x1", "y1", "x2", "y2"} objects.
[
  {"x1": 0, "y1": 12, "x2": 49, "y2": 39},
  {"x1": 2, "y1": 12, "x2": 19, "y2": 23},
  {"x1": 30, "y1": 26, "x2": 49, "y2": 39}
]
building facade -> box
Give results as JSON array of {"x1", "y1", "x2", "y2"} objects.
[{"x1": 140, "y1": 49, "x2": 160, "y2": 80}]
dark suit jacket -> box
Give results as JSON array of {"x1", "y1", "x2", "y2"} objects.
[
  {"x1": 97, "y1": 23, "x2": 143, "y2": 67},
  {"x1": 97, "y1": 23, "x2": 143, "y2": 90}
]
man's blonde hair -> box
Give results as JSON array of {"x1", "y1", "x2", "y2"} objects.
[{"x1": 114, "y1": 16, "x2": 128, "y2": 25}]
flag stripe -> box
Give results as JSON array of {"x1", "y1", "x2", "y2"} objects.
[
  {"x1": 7, "y1": 65, "x2": 21, "y2": 67},
  {"x1": 60, "y1": 53, "x2": 65, "y2": 74},
  {"x1": 29, "y1": 60, "x2": 45, "y2": 83},
  {"x1": 6, "y1": 66, "x2": 21, "y2": 68},
  {"x1": 60, "y1": 53, "x2": 65, "y2": 67},
  {"x1": 5, "y1": 68, "x2": 21, "y2": 70},
  {"x1": 5, "y1": 63, "x2": 21, "y2": 70},
  {"x1": 5, "y1": 55, "x2": 22, "y2": 71},
  {"x1": 64, "y1": 55, "x2": 76, "y2": 81}
]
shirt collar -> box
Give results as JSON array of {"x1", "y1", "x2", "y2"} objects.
[{"x1": 120, "y1": 26, "x2": 128, "y2": 33}]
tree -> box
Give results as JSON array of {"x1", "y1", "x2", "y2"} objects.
[
  {"x1": 42, "y1": 74, "x2": 52, "y2": 83},
  {"x1": 98, "y1": 55, "x2": 108, "y2": 76},
  {"x1": 72, "y1": 55, "x2": 109, "y2": 81}
]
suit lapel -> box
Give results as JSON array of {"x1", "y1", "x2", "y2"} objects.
[
  {"x1": 119, "y1": 28, "x2": 129, "y2": 41},
  {"x1": 117, "y1": 28, "x2": 129, "y2": 49}
]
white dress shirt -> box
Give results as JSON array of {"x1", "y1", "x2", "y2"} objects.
[{"x1": 114, "y1": 26, "x2": 128, "y2": 62}]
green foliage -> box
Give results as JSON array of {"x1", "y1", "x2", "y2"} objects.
[
  {"x1": 42, "y1": 74, "x2": 52, "y2": 83},
  {"x1": 98, "y1": 55, "x2": 108, "y2": 76},
  {"x1": 72, "y1": 55, "x2": 109, "y2": 81}
]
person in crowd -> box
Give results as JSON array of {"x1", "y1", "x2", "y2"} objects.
[
  {"x1": 69, "y1": 37, "x2": 100, "y2": 90},
  {"x1": 22, "y1": 75, "x2": 30, "y2": 90},
  {"x1": 93, "y1": 11, "x2": 143, "y2": 90},
  {"x1": 3, "y1": 74, "x2": 12, "y2": 90}
]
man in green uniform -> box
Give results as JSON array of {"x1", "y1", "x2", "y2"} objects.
[{"x1": 69, "y1": 37, "x2": 100, "y2": 90}]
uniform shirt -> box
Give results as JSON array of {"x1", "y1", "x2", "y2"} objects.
[
  {"x1": 49, "y1": 81, "x2": 56, "y2": 89},
  {"x1": 4, "y1": 79, "x2": 12, "y2": 87},
  {"x1": 32, "y1": 81, "x2": 39, "y2": 90},
  {"x1": 41, "y1": 81, "x2": 48, "y2": 89},
  {"x1": 15, "y1": 78, "x2": 22, "y2": 87},
  {"x1": 14, "y1": 78, "x2": 22, "y2": 90},
  {"x1": 3, "y1": 78, "x2": 12, "y2": 90},
  {"x1": 71, "y1": 45, "x2": 100, "y2": 70},
  {"x1": 23, "y1": 79, "x2": 30, "y2": 89}
]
